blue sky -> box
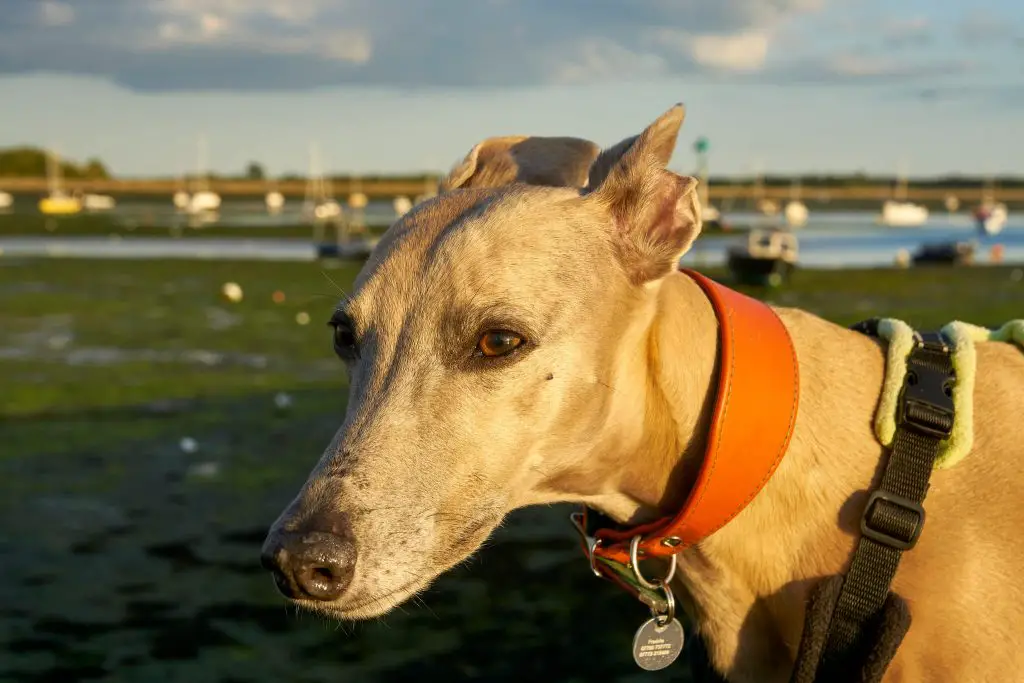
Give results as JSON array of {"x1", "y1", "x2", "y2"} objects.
[{"x1": 1, "y1": 0, "x2": 1022, "y2": 178}]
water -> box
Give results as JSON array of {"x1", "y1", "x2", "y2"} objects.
[
  {"x1": 684, "y1": 210, "x2": 1024, "y2": 268},
  {"x1": 2, "y1": 203, "x2": 1022, "y2": 267}
]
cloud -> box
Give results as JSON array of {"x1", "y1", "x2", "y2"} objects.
[
  {"x1": 689, "y1": 32, "x2": 770, "y2": 71},
  {"x1": 39, "y1": 1, "x2": 75, "y2": 27},
  {"x1": 0, "y1": 0, "x2": 826, "y2": 91},
  {"x1": 0, "y1": 0, "x2": 1011, "y2": 94}
]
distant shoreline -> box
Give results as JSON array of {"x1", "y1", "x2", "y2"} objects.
[{"x1": 2, "y1": 176, "x2": 1023, "y2": 204}]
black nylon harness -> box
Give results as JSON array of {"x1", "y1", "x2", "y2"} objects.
[{"x1": 787, "y1": 318, "x2": 958, "y2": 682}]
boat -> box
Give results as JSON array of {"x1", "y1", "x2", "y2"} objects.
[
  {"x1": 173, "y1": 190, "x2": 190, "y2": 211},
  {"x1": 303, "y1": 143, "x2": 343, "y2": 222},
  {"x1": 912, "y1": 241, "x2": 975, "y2": 266},
  {"x1": 0, "y1": 191, "x2": 12, "y2": 210},
  {"x1": 752, "y1": 170, "x2": 779, "y2": 216},
  {"x1": 185, "y1": 135, "x2": 221, "y2": 215},
  {"x1": 879, "y1": 199, "x2": 928, "y2": 227},
  {"x1": 265, "y1": 189, "x2": 285, "y2": 214},
  {"x1": 188, "y1": 190, "x2": 221, "y2": 213},
  {"x1": 83, "y1": 193, "x2": 116, "y2": 211},
  {"x1": 172, "y1": 166, "x2": 190, "y2": 210},
  {"x1": 783, "y1": 180, "x2": 809, "y2": 228},
  {"x1": 726, "y1": 228, "x2": 799, "y2": 287},
  {"x1": 878, "y1": 169, "x2": 927, "y2": 227},
  {"x1": 38, "y1": 148, "x2": 82, "y2": 215},
  {"x1": 974, "y1": 202, "x2": 1008, "y2": 236},
  {"x1": 973, "y1": 181, "x2": 1008, "y2": 236},
  {"x1": 393, "y1": 195, "x2": 413, "y2": 217}
]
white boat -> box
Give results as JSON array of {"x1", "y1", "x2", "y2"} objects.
[
  {"x1": 784, "y1": 179, "x2": 809, "y2": 228},
  {"x1": 185, "y1": 135, "x2": 221, "y2": 215},
  {"x1": 393, "y1": 195, "x2": 413, "y2": 217},
  {"x1": 83, "y1": 193, "x2": 116, "y2": 211},
  {"x1": 879, "y1": 200, "x2": 928, "y2": 227},
  {"x1": 757, "y1": 199, "x2": 779, "y2": 216},
  {"x1": 974, "y1": 201, "x2": 1008, "y2": 236},
  {"x1": 0, "y1": 191, "x2": 12, "y2": 209},
  {"x1": 313, "y1": 200, "x2": 342, "y2": 220},
  {"x1": 974, "y1": 180, "x2": 1008, "y2": 236},
  {"x1": 173, "y1": 190, "x2": 190, "y2": 210},
  {"x1": 38, "y1": 148, "x2": 82, "y2": 215},
  {"x1": 784, "y1": 200, "x2": 809, "y2": 228},
  {"x1": 879, "y1": 167, "x2": 927, "y2": 227},
  {"x1": 265, "y1": 190, "x2": 285, "y2": 213},
  {"x1": 348, "y1": 191, "x2": 368, "y2": 209},
  {"x1": 303, "y1": 143, "x2": 344, "y2": 222},
  {"x1": 189, "y1": 190, "x2": 221, "y2": 213},
  {"x1": 752, "y1": 168, "x2": 778, "y2": 216}
]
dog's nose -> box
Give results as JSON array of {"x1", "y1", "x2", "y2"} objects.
[{"x1": 260, "y1": 530, "x2": 356, "y2": 602}]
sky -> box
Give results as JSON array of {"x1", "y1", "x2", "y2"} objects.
[{"x1": 1, "y1": 0, "x2": 1022, "y2": 178}]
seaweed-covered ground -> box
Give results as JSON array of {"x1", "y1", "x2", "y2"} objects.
[
  {"x1": 1, "y1": 258, "x2": 1021, "y2": 683},
  {"x1": 0, "y1": 211, "x2": 389, "y2": 241}
]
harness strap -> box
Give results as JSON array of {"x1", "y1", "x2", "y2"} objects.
[{"x1": 795, "y1": 319, "x2": 956, "y2": 682}]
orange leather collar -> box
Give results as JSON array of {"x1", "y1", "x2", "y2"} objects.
[{"x1": 577, "y1": 268, "x2": 800, "y2": 587}]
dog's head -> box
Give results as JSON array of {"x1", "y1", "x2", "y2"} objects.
[{"x1": 261, "y1": 104, "x2": 703, "y2": 618}]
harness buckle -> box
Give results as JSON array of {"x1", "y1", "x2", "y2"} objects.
[
  {"x1": 860, "y1": 489, "x2": 926, "y2": 550},
  {"x1": 898, "y1": 332, "x2": 955, "y2": 439}
]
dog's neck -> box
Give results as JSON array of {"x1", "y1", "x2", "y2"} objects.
[
  {"x1": 601, "y1": 272, "x2": 721, "y2": 523},
  {"x1": 593, "y1": 272, "x2": 889, "y2": 681}
]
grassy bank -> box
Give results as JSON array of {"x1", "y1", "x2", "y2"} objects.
[
  {"x1": 0, "y1": 211, "x2": 740, "y2": 241},
  {"x1": 1, "y1": 259, "x2": 1021, "y2": 683},
  {"x1": 0, "y1": 212, "x2": 391, "y2": 241}
]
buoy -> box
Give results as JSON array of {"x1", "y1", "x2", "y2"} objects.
[
  {"x1": 221, "y1": 282, "x2": 243, "y2": 302},
  {"x1": 272, "y1": 290, "x2": 286, "y2": 304}
]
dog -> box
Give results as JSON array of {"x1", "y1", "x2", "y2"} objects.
[{"x1": 261, "y1": 104, "x2": 1024, "y2": 682}]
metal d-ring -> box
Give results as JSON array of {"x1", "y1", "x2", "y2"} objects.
[
  {"x1": 569, "y1": 511, "x2": 604, "y2": 578},
  {"x1": 651, "y1": 579, "x2": 677, "y2": 627},
  {"x1": 629, "y1": 535, "x2": 678, "y2": 590}
]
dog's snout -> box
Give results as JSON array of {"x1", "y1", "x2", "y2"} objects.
[{"x1": 261, "y1": 530, "x2": 357, "y2": 602}]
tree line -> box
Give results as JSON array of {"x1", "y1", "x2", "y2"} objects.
[{"x1": 2, "y1": 146, "x2": 1020, "y2": 188}]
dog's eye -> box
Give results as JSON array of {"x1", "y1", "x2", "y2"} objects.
[
  {"x1": 329, "y1": 321, "x2": 358, "y2": 360},
  {"x1": 476, "y1": 330, "x2": 523, "y2": 358}
]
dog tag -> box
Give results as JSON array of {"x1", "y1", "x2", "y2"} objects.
[{"x1": 632, "y1": 617, "x2": 685, "y2": 671}]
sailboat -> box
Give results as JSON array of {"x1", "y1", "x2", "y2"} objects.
[
  {"x1": 753, "y1": 167, "x2": 779, "y2": 216},
  {"x1": 973, "y1": 179, "x2": 1008, "y2": 237},
  {"x1": 172, "y1": 153, "x2": 190, "y2": 211},
  {"x1": 393, "y1": 195, "x2": 413, "y2": 217},
  {"x1": 187, "y1": 135, "x2": 221, "y2": 215},
  {"x1": 303, "y1": 143, "x2": 341, "y2": 221},
  {"x1": 38, "y1": 148, "x2": 82, "y2": 215},
  {"x1": 784, "y1": 179, "x2": 809, "y2": 228},
  {"x1": 83, "y1": 192, "x2": 116, "y2": 211},
  {"x1": 264, "y1": 174, "x2": 285, "y2": 214},
  {"x1": 878, "y1": 167, "x2": 927, "y2": 227}
]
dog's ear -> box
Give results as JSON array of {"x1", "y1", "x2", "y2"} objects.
[
  {"x1": 586, "y1": 103, "x2": 702, "y2": 285},
  {"x1": 439, "y1": 136, "x2": 600, "y2": 192}
]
